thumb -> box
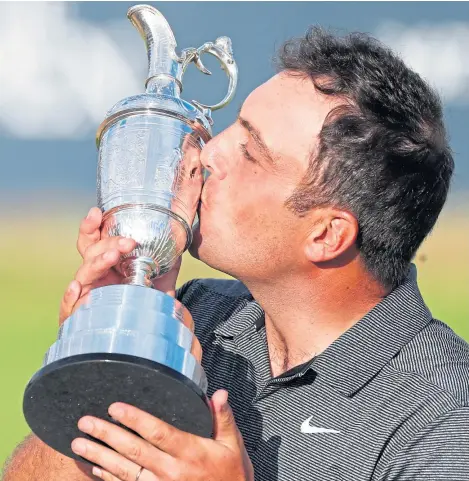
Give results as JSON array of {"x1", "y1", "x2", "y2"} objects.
[
  {"x1": 59, "y1": 280, "x2": 82, "y2": 325},
  {"x1": 151, "y1": 257, "x2": 182, "y2": 297},
  {"x1": 212, "y1": 389, "x2": 239, "y2": 445}
]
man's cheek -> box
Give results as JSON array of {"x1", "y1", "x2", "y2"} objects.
[{"x1": 235, "y1": 203, "x2": 265, "y2": 231}]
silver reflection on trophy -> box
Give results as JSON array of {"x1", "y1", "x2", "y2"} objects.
[
  {"x1": 98, "y1": 4, "x2": 237, "y2": 286},
  {"x1": 23, "y1": 4, "x2": 238, "y2": 456},
  {"x1": 46, "y1": 3, "x2": 237, "y2": 377}
]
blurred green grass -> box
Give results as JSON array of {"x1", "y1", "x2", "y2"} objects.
[{"x1": 1, "y1": 207, "x2": 468, "y2": 467}]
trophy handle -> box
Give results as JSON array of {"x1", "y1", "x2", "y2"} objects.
[{"x1": 179, "y1": 37, "x2": 238, "y2": 113}]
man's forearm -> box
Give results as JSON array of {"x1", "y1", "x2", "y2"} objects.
[{"x1": 2, "y1": 434, "x2": 96, "y2": 481}]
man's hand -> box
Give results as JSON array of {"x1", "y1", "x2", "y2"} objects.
[
  {"x1": 70, "y1": 390, "x2": 254, "y2": 481},
  {"x1": 59, "y1": 207, "x2": 182, "y2": 324},
  {"x1": 59, "y1": 207, "x2": 135, "y2": 324}
]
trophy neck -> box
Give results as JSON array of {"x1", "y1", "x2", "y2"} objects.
[
  {"x1": 121, "y1": 257, "x2": 155, "y2": 288},
  {"x1": 128, "y1": 5, "x2": 182, "y2": 97},
  {"x1": 145, "y1": 75, "x2": 181, "y2": 97}
]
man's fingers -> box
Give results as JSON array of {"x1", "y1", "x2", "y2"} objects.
[
  {"x1": 76, "y1": 416, "x2": 171, "y2": 475},
  {"x1": 77, "y1": 207, "x2": 137, "y2": 266},
  {"x1": 59, "y1": 280, "x2": 82, "y2": 325},
  {"x1": 59, "y1": 247, "x2": 123, "y2": 323},
  {"x1": 91, "y1": 466, "x2": 121, "y2": 481},
  {"x1": 77, "y1": 207, "x2": 103, "y2": 258},
  {"x1": 83, "y1": 237, "x2": 136, "y2": 263},
  {"x1": 70, "y1": 438, "x2": 152, "y2": 481},
  {"x1": 75, "y1": 249, "x2": 121, "y2": 287},
  {"x1": 91, "y1": 466, "x2": 155, "y2": 481},
  {"x1": 107, "y1": 403, "x2": 197, "y2": 458}
]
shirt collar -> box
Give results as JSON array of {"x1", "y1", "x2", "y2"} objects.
[
  {"x1": 310, "y1": 264, "x2": 432, "y2": 396},
  {"x1": 213, "y1": 264, "x2": 432, "y2": 396}
]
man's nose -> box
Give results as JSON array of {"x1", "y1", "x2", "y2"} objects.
[{"x1": 200, "y1": 136, "x2": 228, "y2": 181}]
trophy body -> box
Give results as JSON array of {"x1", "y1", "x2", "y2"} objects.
[{"x1": 23, "y1": 4, "x2": 237, "y2": 461}]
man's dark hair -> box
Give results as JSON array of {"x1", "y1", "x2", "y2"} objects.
[{"x1": 277, "y1": 27, "x2": 454, "y2": 290}]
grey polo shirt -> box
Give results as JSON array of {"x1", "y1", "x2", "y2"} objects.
[{"x1": 177, "y1": 265, "x2": 469, "y2": 481}]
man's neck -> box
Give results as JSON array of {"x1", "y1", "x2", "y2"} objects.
[{"x1": 242, "y1": 263, "x2": 390, "y2": 377}]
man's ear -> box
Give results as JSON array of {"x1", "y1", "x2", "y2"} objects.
[{"x1": 304, "y1": 210, "x2": 358, "y2": 263}]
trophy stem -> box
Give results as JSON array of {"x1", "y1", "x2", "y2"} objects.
[{"x1": 121, "y1": 257, "x2": 155, "y2": 288}]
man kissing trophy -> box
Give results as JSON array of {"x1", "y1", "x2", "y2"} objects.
[{"x1": 23, "y1": 4, "x2": 238, "y2": 461}]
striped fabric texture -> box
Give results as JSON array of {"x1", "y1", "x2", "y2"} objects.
[{"x1": 177, "y1": 265, "x2": 469, "y2": 481}]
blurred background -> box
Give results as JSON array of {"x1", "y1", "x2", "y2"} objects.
[{"x1": 1, "y1": 1, "x2": 468, "y2": 468}]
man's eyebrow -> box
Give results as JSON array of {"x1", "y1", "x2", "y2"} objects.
[{"x1": 237, "y1": 108, "x2": 276, "y2": 165}]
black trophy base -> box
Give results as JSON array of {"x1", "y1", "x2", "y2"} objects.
[{"x1": 23, "y1": 353, "x2": 213, "y2": 462}]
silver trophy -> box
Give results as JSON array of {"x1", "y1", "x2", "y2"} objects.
[{"x1": 23, "y1": 4, "x2": 237, "y2": 461}]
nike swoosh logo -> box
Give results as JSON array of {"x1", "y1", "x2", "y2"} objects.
[{"x1": 301, "y1": 416, "x2": 341, "y2": 434}]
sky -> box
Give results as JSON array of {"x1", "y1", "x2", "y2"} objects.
[{"x1": 0, "y1": 1, "x2": 468, "y2": 211}]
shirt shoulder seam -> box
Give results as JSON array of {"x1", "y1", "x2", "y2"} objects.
[{"x1": 386, "y1": 363, "x2": 467, "y2": 407}]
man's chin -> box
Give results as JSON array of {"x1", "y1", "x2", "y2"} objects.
[
  {"x1": 188, "y1": 221, "x2": 215, "y2": 267},
  {"x1": 188, "y1": 215, "x2": 218, "y2": 266},
  {"x1": 188, "y1": 241, "x2": 201, "y2": 260}
]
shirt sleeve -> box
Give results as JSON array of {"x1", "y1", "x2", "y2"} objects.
[{"x1": 379, "y1": 406, "x2": 469, "y2": 480}]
